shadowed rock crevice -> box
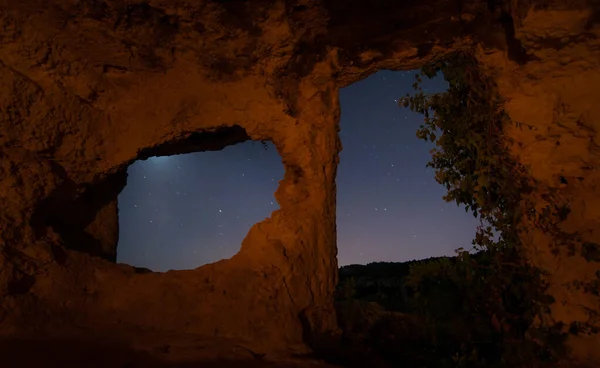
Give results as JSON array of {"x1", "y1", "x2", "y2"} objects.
[
  {"x1": 323, "y1": 0, "x2": 465, "y2": 68},
  {"x1": 497, "y1": 8, "x2": 531, "y2": 64},
  {"x1": 30, "y1": 167, "x2": 127, "y2": 262},
  {"x1": 137, "y1": 125, "x2": 252, "y2": 160}
]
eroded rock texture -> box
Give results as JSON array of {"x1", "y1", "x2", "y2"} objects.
[{"x1": 0, "y1": 0, "x2": 599, "y2": 365}]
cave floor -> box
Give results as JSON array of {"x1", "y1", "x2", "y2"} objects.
[{"x1": 0, "y1": 338, "x2": 341, "y2": 368}]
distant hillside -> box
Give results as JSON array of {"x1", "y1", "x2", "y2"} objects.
[
  {"x1": 336, "y1": 251, "x2": 488, "y2": 311},
  {"x1": 338, "y1": 255, "x2": 452, "y2": 281},
  {"x1": 338, "y1": 250, "x2": 489, "y2": 279}
]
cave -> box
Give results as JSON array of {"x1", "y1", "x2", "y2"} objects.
[{"x1": 1, "y1": 0, "x2": 599, "y2": 367}]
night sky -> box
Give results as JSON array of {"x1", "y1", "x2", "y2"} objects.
[{"x1": 117, "y1": 70, "x2": 480, "y2": 272}]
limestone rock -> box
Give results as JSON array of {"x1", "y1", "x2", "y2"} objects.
[{"x1": 0, "y1": 0, "x2": 599, "y2": 366}]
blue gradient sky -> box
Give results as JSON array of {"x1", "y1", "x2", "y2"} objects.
[{"x1": 117, "y1": 70, "x2": 479, "y2": 271}]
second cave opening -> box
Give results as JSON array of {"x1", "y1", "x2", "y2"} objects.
[{"x1": 335, "y1": 69, "x2": 480, "y2": 266}]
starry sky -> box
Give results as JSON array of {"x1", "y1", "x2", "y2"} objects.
[{"x1": 117, "y1": 70, "x2": 480, "y2": 272}]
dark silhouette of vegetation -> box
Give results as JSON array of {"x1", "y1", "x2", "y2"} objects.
[{"x1": 335, "y1": 250, "x2": 564, "y2": 367}]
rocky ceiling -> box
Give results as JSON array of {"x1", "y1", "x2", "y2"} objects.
[{"x1": 0, "y1": 0, "x2": 599, "y2": 366}]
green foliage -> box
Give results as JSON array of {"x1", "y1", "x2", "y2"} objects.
[{"x1": 398, "y1": 50, "x2": 569, "y2": 366}]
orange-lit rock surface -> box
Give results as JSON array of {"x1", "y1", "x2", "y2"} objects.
[
  {"x1": 476, "y1": 5, "x2": 600, "y2": 364},
  {"x1": 0, "y1": 0, "x2": 598, "y2": 366}
]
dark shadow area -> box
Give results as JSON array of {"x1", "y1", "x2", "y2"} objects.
[
  {"x1": 0, "y1": 337, "x2": 165, "y2": 368},
  {"x1": 0, "y1": 338, "x2": 327, "y2": 368},
  {"x1": 136, "y1": 125, "x2": 251, "y2": 160},
  {"x1": 30, "y1": 163, "x2": 127, "y2": 262},
  {"x1": 323, "y1": 0, "x2": 463, "y2": 66}
]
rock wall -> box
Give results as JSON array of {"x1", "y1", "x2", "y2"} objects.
[
  {"x1": 477, "y1": 3, "x2": 600, "y2": 364},
  {"x1": 0, "y1": 0, "x2": 598, "y2": 365}
]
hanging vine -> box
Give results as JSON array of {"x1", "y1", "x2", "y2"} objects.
[{"x1": 399, "y1": 50, "x2": 571, "y2": 367}]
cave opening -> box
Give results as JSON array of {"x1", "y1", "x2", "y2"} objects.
[
  {"x1": 116, "y1": 132, "x2": 284, "y2": 272},
  {"x1": 30, "y1": 126, "x2": 286, "y2": 273},
  {"x1": 335, "y1": 69, "x2": 480, "y2": 268}
]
